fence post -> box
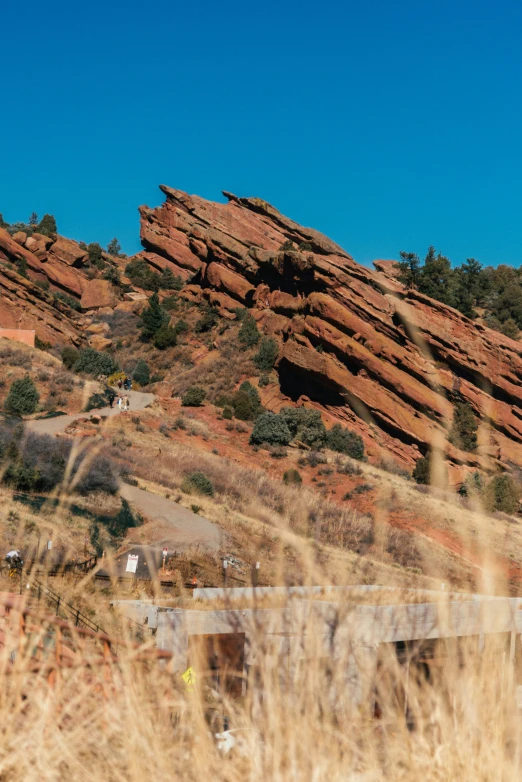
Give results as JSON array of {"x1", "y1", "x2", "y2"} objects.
[
  {"x1": 38, "y1": 584, "x2": 41, "y2": 602},
  {"x1": 56, "y1": 596, "x2": 60, "y2": 617},
  {"x1": 75, "y1": 609, "x2": 80, "y2": 627}
]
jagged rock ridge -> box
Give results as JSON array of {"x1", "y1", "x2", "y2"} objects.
[{"x1": 135, "y1": 186, "x2": 522, "y2": 477}]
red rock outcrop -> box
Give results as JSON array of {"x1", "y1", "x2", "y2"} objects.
[
  {"x1": 0, "y1": 266, "x2": 80, "y2": 345},
  {"x1": 80, "y1": 279, "x2": 118, "y2": 310},
  {"x1": 137, "y1": 185, "x2": 522, "y2": 475}
]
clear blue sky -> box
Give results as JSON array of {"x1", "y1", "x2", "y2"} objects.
[{"x1": 2, "y1": 0, "x2": 522, "y2": 267}]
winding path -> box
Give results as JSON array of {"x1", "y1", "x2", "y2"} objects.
[{"x1": 28, "y1": 391, "x2": 221, "y2": 552}]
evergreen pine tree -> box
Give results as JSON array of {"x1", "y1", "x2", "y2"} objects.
[
  {"x1": 397, "y1": 251, "x2": 421, "y2": 289},
  {"x1": 140, "y1": 293, "x2": 169, "y2": 340},
  {"x1": 5, "y1": 376, "x2": 40, "y2": 416},
  {"x1": 37, "y1": 214, "x2": 57, "y2": 237}
]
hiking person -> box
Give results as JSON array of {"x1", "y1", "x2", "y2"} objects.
[
  {"x1": 117, "y1": 396, "x2": 122, "y2": 411},
  {"x1": 117, "y1": 378, "x2": 123, "y2": 390},
  {"x1": 5, "y1": 550, "x2": 23, "y2": 569},
  {"x1": 106, "y1": 388, "x2": 116, "y2": 408}
]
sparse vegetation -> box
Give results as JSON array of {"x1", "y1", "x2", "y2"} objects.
[
  {"x1": 53, "y1": 291, "x2": 81, "y2": 311},
  {"x1": 0, "y1": 424, "x2": 118, "y2": 494},
  {"x1": 449, "y1": 402, "x2": 478, "y2": 452},
  {"x1": 484, "y1": 473, "x2": 520, "y2": 514}
]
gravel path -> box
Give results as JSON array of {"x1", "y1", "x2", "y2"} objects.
[
  {"x1": 27, "y1": 389, "x2": 155, "y2": 436},
  {"x1": 27, "y1": 390, "x2": 221, "y2": 552}
]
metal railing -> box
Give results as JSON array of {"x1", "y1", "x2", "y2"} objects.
[{"x1": 31, "y1": 577, "x2": 106, "y2": 635}]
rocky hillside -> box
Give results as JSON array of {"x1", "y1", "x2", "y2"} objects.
[
  {"x1": 3, "y1": 185, "x2": 522, "y2": 478},
  {"x1": 135, "y1": 186, "x2": 522, "y2": 477}
]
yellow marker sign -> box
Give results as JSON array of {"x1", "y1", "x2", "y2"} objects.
[{"x1": 182, "y1": 667, "x2": 196, "y2": 689}]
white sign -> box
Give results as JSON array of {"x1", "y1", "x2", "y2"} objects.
[
  {"x1": 126, "y1": 554, "x2": 139, "y2": 574},
  {"x1": 47, "y1": 540, "x2": 53, "y2": 550},
  {"x1": 162, "y1": 547, "x2": 168, "y2": 558}
]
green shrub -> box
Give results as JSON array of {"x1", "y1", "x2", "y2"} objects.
[
  {"x1": 133, "y1": 359, "x2": 150, "y2": 386},
  {"x1": 16, "y1": 257, "x2": 28, "y2": 278},
  {"x1": 5, "y1": 376, "x2": 40, "y2": 416},
  {"x1": 249, "y1": 412, "x2": 291, "y2": 446},
  {"x1": 253, "y1": 337, "x2": 278, "y2": 371},
  {"x1": 282, "y1": 407, "x2": 327, "y2": 449},
  {"x1": 35, "y1": 279, "x2": 50, "y2": 292},
  {"x1": 326, "y1": 423, "x2": 364, "y2": 460},
  {"x1": 195, "y1": 305, "x2": 219, "y2": 333},
  {"x1": 84, "y1": 393, "x2": 108, "y2": 412},
  {"x1": 222, "y1": 406, "x2": 234, "y2": 420},
  {"x1": 181, "y1": 471, "x2": 214, "y2": 497},
  {"x1": 153, "y1": 324, "x2": 177, "y2": 350},
  {"x1": 159, "y1": 268, "x2": 184, "y2": 290},
  {"x1": 449, "y1": 402, "x2": 478, "y2": 452},
  {"x1": 238, "y1": 313, "x2": 260, "y2": 348},
  {"x1": 232, "y1": 381, "x2": 262, "y2": 421},
  {"x1": 125, "y1": 259, "x2": 159, "y2": 291},
  {"x1": 163, "y1": 295, "x2": 180, "y2": 311},
  {"x1": 413, "y1": 452, "x2": 448, "y2": 488},
  {"x1": 173, "y1": 319, "x2": 189, "y2": 336},
  {"x1": 61, "y1": 346, "x2": 79, "y2": 370},
  {"x1": 103, "y1": 265, "x2": 121, "y2": 285},
  {"x1": 181, "y1": 386, "x2": 206, "y2": 407},
  {"x1": 283, "y1": 468, "x2": 302, "y2": 485},
  {"x1": 279, "y1": 240, "x2": 294, "y2": 251},
  {"x1": 484, "y1": 474, "x2": 520, "y2": 514},
  {"x1": 412, "y1": 456, "x2": 430, "y2": 485},
  {"x1": 459, "y1": 471, "x2": 485, "y2": 498},
  {"x1": 259, "y1": 373, "x2": 270, "y2": 387},
  {"x1": 36, "y1": 213, "x2": 57, "y2": 237},
  {"x1": 53, "y1": 291, "x2": 81, "y2": 311},
  {"x1": 87, "y1": 242, "x2": 104, "y2": 268},
  {"x1": 74, "y1": 347, "x2": 118, "y2": 376}
]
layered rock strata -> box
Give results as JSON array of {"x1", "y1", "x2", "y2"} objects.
[{"x1": 136, "y1": 185, "x2": 522, "y2": 474}]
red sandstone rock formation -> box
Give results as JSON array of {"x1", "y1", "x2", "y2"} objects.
[{"x1": 135, "y1": 186, "x2": 522, "y2": 474}]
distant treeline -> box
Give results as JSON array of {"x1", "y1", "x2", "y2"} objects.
[{"x1": 397, "y1": 247, "x2": 522, "y2": 339}]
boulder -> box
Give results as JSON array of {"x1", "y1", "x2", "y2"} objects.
[
  {"x1": 0, "y1": 227, "x2": 42, "y2": 273},
  {"x1": 12, "y1": 231, "x2": 27, "y2": 245},
  {"x1": 48, "y1": 236, "x2": 88, "y2": 267},
  {"x1": 80, "y1": 279, "x2": 118, "y2": 310},
  {"x1": 26, "y1": 232, "x2": 53, "y2": 254},
  {"x1": 88, "y1": 335, "x2": 113, "y2": 351},
  {"x1": 85, "y1": 322, "x2": 110, "y2": 335}
]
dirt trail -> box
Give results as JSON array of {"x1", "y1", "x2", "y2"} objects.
[
  {"x1": 27, "y1": 390, "x2": 155, "y2": 436},
  {"x1": 27, "y1": 390, "x2": 221, "y2": 552}
]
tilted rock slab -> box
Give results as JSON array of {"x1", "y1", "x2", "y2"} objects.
[{"x1": 136, "y1": 185, "x2": 522, "y2": 474}]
